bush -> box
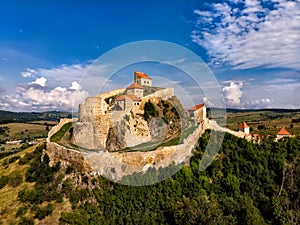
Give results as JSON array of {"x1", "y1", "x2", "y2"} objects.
[
  {"x1": 18, "y1": 153, "x2": 35, "y2": 165},
  {"x1": 33, "y1": 203, "x2": 54, "y2": 220},
  {"x1": 9, "y1": 155, "x2": 21, "y2": 164},
  {"x1": 19, "y1": 216, "x2": 35, "y2": 225},
  {"x1": 257, "y1": 125, "x2": 266, "y2": 130},
  {"x1": 143, "y1": 101, "x2": 158, "y2": 121},
  {"x1": 16, "y1": 205, "x2": 29, "y2": 218},
  {"x1": 9, "y1": 173, "x2": 23, "y2": 187},
  {"x1": 0, "y1": 175, "x2": 10, "y2": 189},
  {"x1": 66, "y1": 165, "x2": 74, "y2": 174}
]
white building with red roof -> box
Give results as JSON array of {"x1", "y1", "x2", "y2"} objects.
[
  {"x1": 126, "y1": 82, "x2": 144, "y2": 98},
  {"x1": 276, "y1": 127, "x2": 292, "y2": 140},
  {"x1": 239, "y1": 122, "x2": 250, "y2": 134},
  {"x1": 115, "y1": 94, "x2": 141, "y2": 111},
  {"x1": 134, "y1": 71, "x2": 152, "y2": 87},
  {"x1": 187, "y1": 103, "x2": 206, "y2": 123}
]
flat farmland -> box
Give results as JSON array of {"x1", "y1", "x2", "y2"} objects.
[
  {"x1": 225, "y1": 110, "x2": 300, "y2": 136},
  {"x1": 0, "y1": 123, "x2": 49, "y2": 140}
]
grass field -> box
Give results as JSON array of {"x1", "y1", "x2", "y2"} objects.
[
  {"x1": 0, "y1": 142, "x2": 72, "y2": 225},
  {"x1": 28, "y1": 121, "x2": 58, "y2": 125},
  {"x1": 0, "y1": 123, "x2": 50, "y2": 140}
]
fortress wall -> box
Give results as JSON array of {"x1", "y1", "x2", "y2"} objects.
[
  {"x1": 143, "y1": 88, "x2": 174, "y2": 101},
  {"x1": 46, "y1": 116, "x2": 253, "y2": 182},
  {"x1": 93, "y1": 113, "x2": 113, "y2": 148},
  {"x1": 72, "y1": 122, "x2": 96, "y2": 149},
  {"x1": 207, "y1": 120, "x2": 247, "y2": 139},
  {"x1": 79, "y1": 97, "x2": 103, "y2": 122},
  {"x1": 96, "y1": 88, "x2": 126, "y2": 99},
  {"x1": 46, "y1": 142, "x2": 92, "y2": 172},
  {"x1": 79, "y1": 88, "x2": 126, "y2": 122},
  {"x1": 47, "y1": 118, "x2": 76, "y2": 143}
]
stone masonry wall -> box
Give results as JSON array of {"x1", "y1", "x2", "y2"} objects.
[
  {"x1": 74, "y1": 88, "x2": 125, "y2": 150},
  {"x1": 46, "y1": 117, "x2": 252, "y2": 181},
  {"x1": 143, "y1": 88, "x2": 174, "y2": 101},
  {"x1": 46, "y1": 118, "x2": 77, "y2": 143}
]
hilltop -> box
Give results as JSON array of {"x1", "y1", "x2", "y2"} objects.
[{"x1": 0, "y1": 111, "x2": 73, "y2": 124}]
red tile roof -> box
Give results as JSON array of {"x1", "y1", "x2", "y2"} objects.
[
  {"x1": 277, "y1": 127, "x2": 291, "y2": 135},
  {"x1": 188, "y1": 103, "x2": 205, "y2": 111},
  {"x1": 239, "y1": 122, "x2": 249, "y2": 128},
  {"x1": 115, "y1": 95, "x2": 126, "y2": 101},
  {"x1": 126, "y1": 82, "x2": 144, "y2": 89},
  {"x1": 127, "y1": 95, "x2": 141, "y2": 101},
  {"x1": 115, "y1": 95, "x2": 141, "y2": 102},
  {"x1": 134, "y1": 71, "x2": 152, "y2": 80}
]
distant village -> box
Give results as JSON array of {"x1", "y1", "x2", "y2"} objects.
[{"x1": 238, "y1": 121, "x2": 294, "y2": 142}]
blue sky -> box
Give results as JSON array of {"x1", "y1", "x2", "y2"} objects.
[{"x1": 0, "y1": 0, "x2": 299, "y2": 111}]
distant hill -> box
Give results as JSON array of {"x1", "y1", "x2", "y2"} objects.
[
  {"x1": 0, "y1": 110, "x2": 75, "y2": 124},
  {"x1": 225, "y1": 108, "x2": 300, "y2": 113},
  {"x1": 207, "y1": 107, "x2": 300, "y2": 114}
]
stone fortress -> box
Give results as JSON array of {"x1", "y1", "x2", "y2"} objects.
[
  {"x1": 71, "y1": 71, "x2": 204, "y2": 151},
  {"x1": 45, "y1": 71, "x2": 262, "y2": 180}
]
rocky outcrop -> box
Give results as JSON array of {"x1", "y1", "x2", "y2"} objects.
[
  {"x1": 46, "y1": 142, "x2": 92, "y2": 172},
  {"x1": 106, "y1": 124, "x2": 127, "y2": 151}
]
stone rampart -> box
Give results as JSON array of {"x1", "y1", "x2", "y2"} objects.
[
  {"x1": 143, "y1": 88, "x2": 174, "y2": 101},
  {"x1": 47, "y1": 118, "x2": 77, "y2": 143},
  {"x1": 46, "y1": 142, "x2": 92, "y2": 172},
  {"x1": 79, "y1": 88, "x2": 125, "y2": 121}
]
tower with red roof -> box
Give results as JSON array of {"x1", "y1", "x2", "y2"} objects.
[
  {"x1": 134, "y1": 71, "x2": 152, "y2": 87},
  {"x1": 239, "y1": 122, "x2": 250, "y2": 134},
  {"x1": 276, "y1": 127, "x2": 292, "y2": 140}
]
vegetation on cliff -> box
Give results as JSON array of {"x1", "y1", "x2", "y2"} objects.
[{"x1": 1, "y1": 130, "x2": 299, "y2": 224}]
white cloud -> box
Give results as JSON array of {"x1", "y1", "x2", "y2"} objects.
[
  {"x1": 1, "y1": 80, "x2": 88, "y2": 112},
  {"x1": 21, "y1": 68, "x2": 37, "y2": 78},
  {"x1": 70, "y1": 81, "x2": 81, "y2": 91},
  {"x1": 4, "y1": 62, "x2": 115, "y2": 111},
  {"x1": 192, "y1": 0, "x2": 300, "y2": 70},
  {"x1": 30, "y1": 77, "x2": 47, "y2": 87},
  {"x1": 222, "y1": 81, "x2": 243, "y2": 106},
  {"x1": 20, "y1": 63, "x2": 111, "y2": 95},
  {"x1": 203, "y1": 96, "x2": 214, "y2": 107},
  {"x1": 244, "y1": 98, "x2": 273, "y2": 109}
]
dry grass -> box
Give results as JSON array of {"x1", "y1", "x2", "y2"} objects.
[
  {"x1": 0, "y1": 123, "x2": 49, "y2": 140},
  {"x1": 0, "y1": 143, "x2": 72, "y2": 224},
  {"x1": 0, "y1": 144, "x2": 37, "y2": 224}
]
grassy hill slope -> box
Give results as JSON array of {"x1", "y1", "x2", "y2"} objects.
[{"x1": 0, "y1": 130, "x2": 299, "y2": 224}]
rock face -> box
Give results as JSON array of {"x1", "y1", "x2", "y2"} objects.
[
  {"x1": 46, "y1": 142, "x2": 92, "y2": 172},
  {"x1": 105, "y1": 123, "x2": 127, "y2": 152}
]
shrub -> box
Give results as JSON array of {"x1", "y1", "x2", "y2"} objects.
[
  {"x1": 143, "y1": 101, "x2": 158, "y2": 121},
  {"x1": 9, "y1": 155, "x2": 21, "y2": 164},
  {"x1": 16, "y1": 205, "x2": 29, "y2": 218},
  {"x1": 66, "y1": 165, "x2": 74, "y2": 174},
  {"x1": 0, "y1": 176, "x2": 10, "y2": 189},
  {"x1": 33, "y1": 203, "x2": 54, "y2": 220},
  {"x1": 19, "y1": 216, "x2": 35, "y2": 225},
  {"x1": 18, "y1": 153, "x2": 35, "y2": 165},
  {"x1": 8, "y1": 173, "x2": 23, "y2": 187}
]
